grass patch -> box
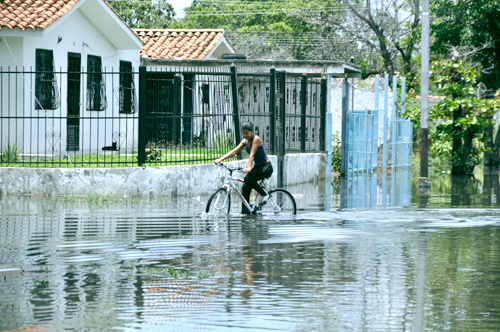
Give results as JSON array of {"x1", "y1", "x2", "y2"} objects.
[{"x1": 0, "y1": 148, "x2": 237, "y2": 168}]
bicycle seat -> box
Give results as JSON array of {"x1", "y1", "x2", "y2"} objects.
[{"x1": 257, "y1": 178, "x2": 270, "y2": 187}]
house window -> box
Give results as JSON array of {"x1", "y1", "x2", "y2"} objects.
[
  {"x1": 119, "y1": 61, "x2": 136, "y2": 114},
  {"x1": 35, "y1": 49, "x2": 59, "y2": 110},
  {"x1": 86, "y1": 55, "x2": 107, "y2": 111}
]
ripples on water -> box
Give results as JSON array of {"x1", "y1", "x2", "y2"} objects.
[{"x1": 2, "y1": 177, "x2": 500, "y2": 331}]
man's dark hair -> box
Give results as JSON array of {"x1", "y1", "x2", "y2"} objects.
[{"x1": 241, "y1": 122, "x2": 254, "y2": 131}]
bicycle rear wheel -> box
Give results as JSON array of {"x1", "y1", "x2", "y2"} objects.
[
  {"x1": 259, "y1": 189, "x2": 296, "y2": 216},
  {"x1": 206, "y1": 188, "x2": 231, "y2": 215}
]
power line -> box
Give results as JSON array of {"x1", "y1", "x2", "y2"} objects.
[
  {"x1": 229, "y1": 40, "x2": 359, "y2": 46},
  {"x1": 185, "y1": 10, "x2": 351, "y2": 16},
  {"x1": 227, "y1": 35, "x2": 352, "y2": 40},
  {"x1": 192, "y1": 0, "x2": 342, "y2": 3},
  {"x1": 227, "y1": 31, "x2": 320, "y2": 34},
  {"x1": 184, "y1": 6, "x2": 361, "y2": 16},
  {"x1": 229, "y1": 40, "x2": 356, "y2": 45}
]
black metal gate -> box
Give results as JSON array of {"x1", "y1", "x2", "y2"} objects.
[{"x1": 138, "y1": 65, "x2": 328, "y2": 182}]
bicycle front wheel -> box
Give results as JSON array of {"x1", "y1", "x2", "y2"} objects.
[
  {"x1": 260, "y1": 189, "x2": 297, "y2": 216},
  {"x1": 206, "y1": 187, "x2": 231, "y2": 215}
]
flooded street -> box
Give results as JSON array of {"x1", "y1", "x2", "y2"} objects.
[{"x1": 2, "y1": 172, "x2": 500, "y2": 331}]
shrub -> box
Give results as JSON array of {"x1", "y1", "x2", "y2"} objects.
[{"x1": 1, "y1": 142, "x2": 21, "y2": 162}]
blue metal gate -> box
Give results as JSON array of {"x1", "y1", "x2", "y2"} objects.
[
  {"x1": 346, "y1": 110, "x2": 376, "y2": 173},
  {"x1": 342, "y1": 74, "x2": 413, "y2": 175}
]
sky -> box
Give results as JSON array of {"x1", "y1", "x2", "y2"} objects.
[{"x1": 169, "y1": 0, "x2": 193, "y2": 18}]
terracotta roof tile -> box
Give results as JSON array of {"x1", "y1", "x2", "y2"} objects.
[
  {"x1": 133, "y1": 29, "x2": 227, "y2": 60},
  {"x1": 0, "y1": 0, "x2": 79, "y2": 31}
]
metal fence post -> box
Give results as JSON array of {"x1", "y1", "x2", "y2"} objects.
[
  {"x1": 320, "y1": 75, "x2": 328, "y2": 153},
  {"x1": 300, "y1": 73, "x2": 307, "y2": 153},
  {"x1": 323, "y1": 75, "x2": 332, "y2": 181},
  {"x1": 280, "y1": 72, "x2": 286, "y2": 158},
  {"x1": 382, "y1": 74, "x2": 389, "y2": 170},
  {"x1": 230, "y1": 64, "x2": 242, "y2": 160},
  {"x1": 400, "y1": 77, "x2": 408, "y2": 166},
  {"x1": 372, "y1": 75, "x2": 380, "y2": 169},
  {"x1": 138, "y1": 65, "x2": 147, "y2": 166},
  {"x1": 340, "y1": 77, "x2": 350, "y2": 176},
  {"x1": 277, "y1": 71, "x2": 286, "y2": 188},
  {"x1": 269, "y1": 67, "x2": 276, "y2": 155},
  {"x1": 392, "y1": 75, "x2": 398, "y2": 167}
]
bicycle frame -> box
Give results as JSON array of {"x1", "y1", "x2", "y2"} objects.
[
  {"x1": 222, "y1": 172, "x2": 260, "y2": 213},
  {"x1": 216, "y1": 163, "x2": 277, "y2": 213},
  {"x1": 215, "y1": 164, "x2": 286, "y2": 215}
]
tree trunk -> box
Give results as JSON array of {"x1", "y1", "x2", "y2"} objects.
[
  {"x1": 451, "y1": 105, "x2": 475, "y2": 175},
  {"x1": 451, "y1": 176, "x2": 471, "y2": 206},
  {"x1": 484, "y1": 122, "x2": 500, "y2": 167},
  {"x1": 462, "y1": 131, "x2": 475, "y2": 173},
  {"x1": 451, "y1": 105, "x2": 465, "y2": 174},
  {"x1": 484, "y1": 124, "x2": 494, "y2": 166}
]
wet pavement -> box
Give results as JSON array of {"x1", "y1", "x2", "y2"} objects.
[{"x1": 2, "y1": 171, "x2": 500, "y2": 331}]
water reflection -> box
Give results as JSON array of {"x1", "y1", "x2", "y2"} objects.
[
  {"x1": 339, "y1": 169, "x2": 412, "y2": 209},
  {"x1": 414, "y1": 170, "x2": 500, "y2": 208},
  {"x1": 2, "y1": 183, "x2": 500, "y2": 331}
]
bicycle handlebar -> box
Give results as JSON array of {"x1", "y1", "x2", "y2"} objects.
[{"x1": 216, "y1": 163, "x2": 244, "y2": 174}]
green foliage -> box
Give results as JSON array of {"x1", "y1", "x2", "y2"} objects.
[
  {"x1": 430, "y1": 59, "x2": 500, "y2": 174},
  {"x1": 431, "y1": 0, "x2": 500, "y2": 91},
  {"x1": 174, "y1": 0, "x2": 337, "y2": 60},
  {"x1": 401, "y1": 94, "x2": 422, "y2": 151},
  {"x1": 403, "y1": 59, "x2": 500, "y2": 174},
  {"x1": 193, "y1": 134, "x2": 206, "y2": 148},
  {"x1": 107, "y1": 0, "x2": 175, "y2": 29},
  {"x1": 1, "y1": 142, "x2": 21, "y2": 162},
  {"x1": 331, "y1": 132, "x2": 341, "y2": 175},
  {"x1": 214, "y1": 134, "x2": 234, "y2": 150}
]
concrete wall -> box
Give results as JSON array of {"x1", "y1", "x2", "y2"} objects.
[
  {"x1": 0, "y1": 153, "x2": 326, "y2": 198},
  {"x1": 283, "y1": 153, "x2": 326, "y2": 184}
]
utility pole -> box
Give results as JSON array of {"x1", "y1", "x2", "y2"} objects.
[{"x1": 419, "y1": 0, "x2": 431, "y2": 206}]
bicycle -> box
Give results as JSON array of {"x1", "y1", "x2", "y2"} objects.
[{"x1": 206, "y1": 163, "x2": 297, "y2": 216}]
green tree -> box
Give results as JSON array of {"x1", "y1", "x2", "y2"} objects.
[
  {"x1": 335, "y1": 0, "x2": 421, "y2": 83},
  {"x1": 431, "y1": 0, "x2": 500, "y2": 92},
  {"x1": 107, "y1": 0, "x2": 175, "y2": 29},
  {"x1": 173, "y1": 0, "x2": 342, "y2": 60},
  {"x1": 430, "y1": 59, "x2": 500, "y2": 175}
]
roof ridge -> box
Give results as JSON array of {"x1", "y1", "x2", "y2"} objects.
[{"x1": 135, "y1": 28, "x2": 229, "y2": 60}]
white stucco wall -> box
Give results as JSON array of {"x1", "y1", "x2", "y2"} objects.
[
  {"x1": 0, "y1": 37, "x2": 24, "y2": 149},
  {"x1": 0, "y1": 153, "x2": 326, "y2": 197},
  {"x1": 19, "y1": 9, "x2": 140, "y2": 156}
]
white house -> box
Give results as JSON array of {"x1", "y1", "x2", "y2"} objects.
[
  {"x1": 0, "y1": 2, "x2": 242, "y2": 157},
  {"x1": 0, "y1": 0, "x2": 142, "y2": 155}
]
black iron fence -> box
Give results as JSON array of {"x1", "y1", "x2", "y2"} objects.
[{"x1": 0, "y1": 64, "x2": 327, "y2": 167}]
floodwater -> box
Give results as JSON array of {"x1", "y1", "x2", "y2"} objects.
[{"x1": 2, "y1": 171, "x2": 500, "y2": 331}]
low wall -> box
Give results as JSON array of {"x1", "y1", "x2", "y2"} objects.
[{"x1": 0, "y1": 153, "x2": 326, "y2": 198}]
